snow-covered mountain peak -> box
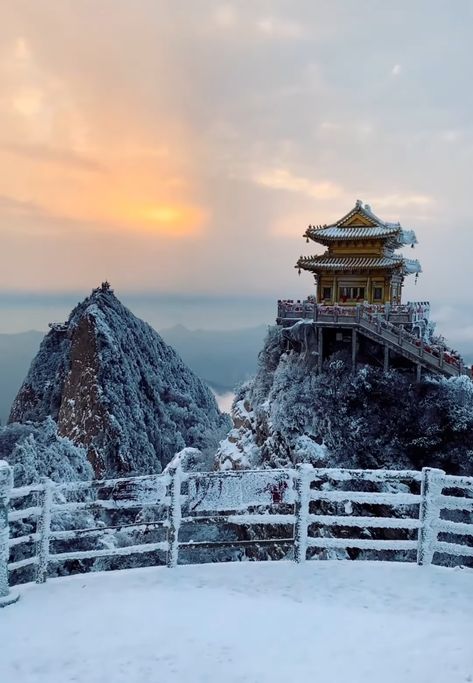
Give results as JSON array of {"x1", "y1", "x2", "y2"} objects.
[{"x1": 7, "y1": 285, "x2": 230, "y2": 478}]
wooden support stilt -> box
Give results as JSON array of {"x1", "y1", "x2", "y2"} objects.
[
  {"x1": 317, "y1": 327, "x2": 324, "y2": 372},
  {"x1": 351, "y1": 329, "x2": 357, "y2": 372},
  {"x1": 383, "y1": 345, "x2": 389, "y2": 372}
]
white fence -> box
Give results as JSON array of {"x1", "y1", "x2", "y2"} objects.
[{"x1": 1, "y1": 461, "x2": 473, "y2": 606}]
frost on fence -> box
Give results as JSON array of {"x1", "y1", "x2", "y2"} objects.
[
  {"x1": 0, "y1": 462, "x2": 11, "y2": 599},
  {"x1": 187, "y1": 470, "x2": 296, "y2": 512},
  {"x1": 36, "y1": 478, "x2": 53, "y2": 584},
  {"x1": 105, "y1": 475, "x2": 168, "y2": 506},
  {"x1": 1, "y1": 460, "x2": 19, "y2": 606},
  {"x1": 417, "y1": 468, "x2": 445, "y2": 566}
]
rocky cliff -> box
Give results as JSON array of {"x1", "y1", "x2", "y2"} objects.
[
  {"x1": 216, "y1": 325, "x2": 473, "y2": 476},
  {"x1": 8, "y1": 283, "x2": 230, "y2": 477}
]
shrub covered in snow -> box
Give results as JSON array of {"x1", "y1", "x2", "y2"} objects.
[
  {"x1": 0, "y1": 418, "x2": 92, "y2": 486},
  {"x1": 216, "y1": 327, "x2": 473, "y2": 475}
]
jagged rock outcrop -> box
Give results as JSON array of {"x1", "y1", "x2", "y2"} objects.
[
  {"x1": 8, "y1": 283, "x2": 230, "y2": 477},
  {"x1": 216, "y1": 325, "x2": 473, "y2": 476}
]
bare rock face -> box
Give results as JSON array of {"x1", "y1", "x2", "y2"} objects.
[
  {"x1": 9, "y1": 284, "x2": 230, "y2": 477},
  {"x1": 56, "y1": 314, "x2": 110, "y2": 476}
]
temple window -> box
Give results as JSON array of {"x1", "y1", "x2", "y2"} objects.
[
  {"x1": 322, "y1": 286, "x2": 332, "y2": 300},
  {"x1": 339, "y1": 286, "x2": 365, "y2": 302},
  {"x1": 373, "y1": 286, "x2": 383, "y2": 301}
]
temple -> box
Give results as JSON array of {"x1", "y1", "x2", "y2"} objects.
[
  {"x1": 277, "y1": 201, "x2": 469, "y2": 380},
  {"x1": 297, "y1": 199, "x2": 421, "y2": 305}
]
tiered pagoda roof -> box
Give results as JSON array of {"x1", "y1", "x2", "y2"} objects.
[
  {"x1": 298, "y1": 254, "x2": 420, "y2": 273},
  {"x1": 297, "y1": 200, "x2": 421, "y2": 275}
]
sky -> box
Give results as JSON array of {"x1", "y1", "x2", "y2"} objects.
[{"x1": 1, "y1": 1, "x2": 473, "y2": 337}]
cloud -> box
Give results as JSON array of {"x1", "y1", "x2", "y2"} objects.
[
  {"x1": 0, "y1": 193, "x2": 47, "y2": 218},
  {"x1": 1, "y1": 142, "x2": 106, "y2": 172},
  {"x1": 371, "y1": 194, "x2": 434, "y2": 210},
  {"x1": 0, "y1": 0, "x2": 472, "y2": 322},
  {"x1": 255, "y1": 17, "x2": 306, "y2": 39},
  {"x1": 212, "y1": 4, "x2": 238, "y2": 28},
  {"x1": 441, "y1": 130, "x2": 461, "y2": 143},
  {"x1": 254, "y1": 168, "x2": 342, "y2": 200}
]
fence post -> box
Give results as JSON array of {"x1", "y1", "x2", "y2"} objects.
[
  {"x1": 294, "y1": 464, "x2": 312, "y2": 563},
  {"x1": 166, "y1": 465, "x2": 182, "y2": 568},
  {"x1": 0, "y1": 460, "x2": 19, "y2": 607},
  {"x1": 417, "y1": 467, "x2": 445, "y2": 566},
  {"x1": 36, "y1": 478, "x2": 53, "y2": 584}
]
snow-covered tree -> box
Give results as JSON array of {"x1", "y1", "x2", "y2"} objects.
[
  {"x1": 0, "y1": 418, "x2": 92, "y2": 486},
  {"x1": 216, "y1": 326, "x2": 473, "y2": 476}
]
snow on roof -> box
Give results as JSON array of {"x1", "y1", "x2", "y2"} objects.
[
  {"x1": 399, "y1": 229, "x2": 418, "y2": 246},
  {"x1": 332, "y1": 200, "x2": 388, "y2": 227},
  {"x1": 306, "y1": 225, "x2": 400, "y2": 241},
  {"x1": 403, "y1": 258, "x2": 422, "y2": 274},
  {"x1": 305, "y1": 202, "x2": 418, "y2": 247},
  {"x1": 298, "y1": 254, "x2": 416, "y2": 271}
]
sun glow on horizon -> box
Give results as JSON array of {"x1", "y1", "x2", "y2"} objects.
[{"x1": 134, "y1": 203, "x2": 207, "y2": 236}]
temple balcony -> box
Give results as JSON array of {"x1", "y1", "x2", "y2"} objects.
[
  {"x1": 277, "y1": 299, "x2": 430, "y2": 329},
  {"x1": 276, "y1": 298, "x2": 468, "y2": 379}
]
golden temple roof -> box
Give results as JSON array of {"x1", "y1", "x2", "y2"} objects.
[
  {"x1": 304, "y1": 200, "x2": 417, "y2": 247},
  {"x1": 297, "y1": 254, "x2": 422, "y2": 274}
]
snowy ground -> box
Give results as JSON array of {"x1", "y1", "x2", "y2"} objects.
[{"x1": 2, "y1": 561, "x2": 473, "y2": 683}]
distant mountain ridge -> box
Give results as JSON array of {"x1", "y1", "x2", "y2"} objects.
[
  {"x1": 0, "y1": 323, "x2": 267, "y2": 424},
  {"x1": 0, "y1": 330, "x2": 43, "y2": 426},
  {"x1": 160, "y1": 324, "x2": 267, "y2": 392}
]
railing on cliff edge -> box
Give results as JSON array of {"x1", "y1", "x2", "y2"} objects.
[
  {"x1": 278, "y1": 299, "x2": 431, "y2": 324},
  {"x1": 2, "y1": 459, "x2": 473, "y2": 606},
  {"x1": 277, "y1": 300, "x2": 469, "y2": 377}
]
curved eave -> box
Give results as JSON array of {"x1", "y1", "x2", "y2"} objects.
[
  {"x1": 296, "y1": 255, "x2": 422, "y2": 275},
  {"x1": 303, "y1": 226, "x2": 418, "y2": 248},
  {"x1": 403, "y1": 259, "x2": 422, "y2": 275},
  {"x1": 398, "y1": 229, "x2": 418, "y2": 247}
]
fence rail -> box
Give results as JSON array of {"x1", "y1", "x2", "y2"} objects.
[{"x1": 1, "y1": 460, "x2": 473, "y2": 606}]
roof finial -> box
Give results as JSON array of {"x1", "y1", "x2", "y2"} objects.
[{"x1": 355, "y1": 199, "x2": 363, "y2": 207}]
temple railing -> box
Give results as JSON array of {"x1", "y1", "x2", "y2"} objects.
[
  {"x1": 277, "y1": 300, "x2": 430, "y2": 326},
  {"x1": 276, "y1": 300, "x2": 467, "y2": 377}
]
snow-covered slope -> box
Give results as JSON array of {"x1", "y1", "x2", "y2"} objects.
[
  {"x1": 2, "y1": 561, "x2": 472, "y2": 683},
  {"x1": 7, "y1": 284, "x2": 230, "y2": 477}
]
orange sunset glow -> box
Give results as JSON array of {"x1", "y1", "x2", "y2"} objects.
[{"x1": 1, "y1": 1, "x2": 473, "y2": 309}]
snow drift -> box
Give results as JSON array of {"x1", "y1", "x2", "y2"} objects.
[{"x1": 2, "y1": 561, "x2": 472, "y2": 683}]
